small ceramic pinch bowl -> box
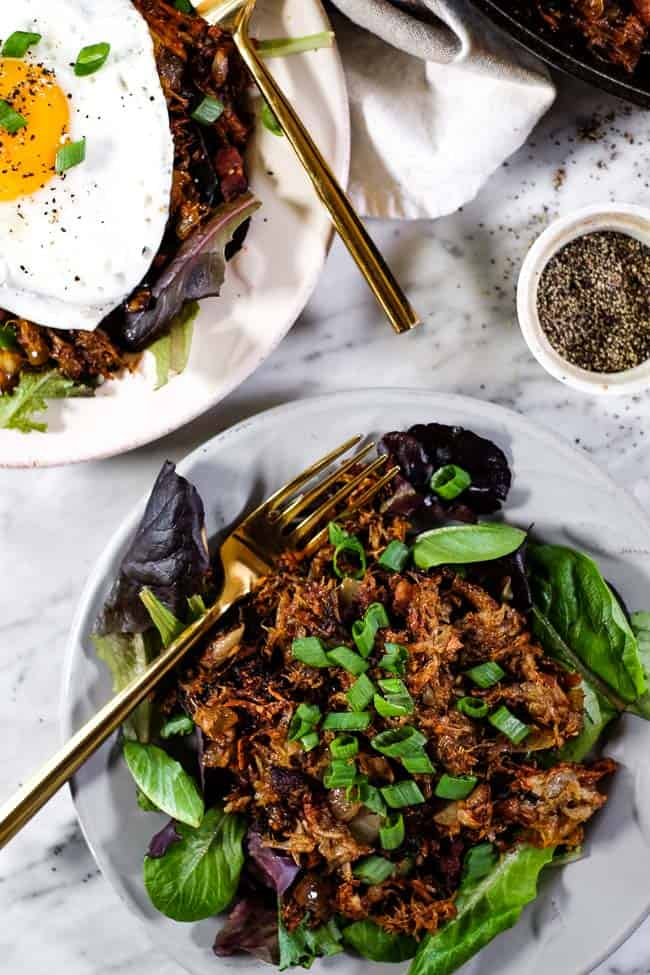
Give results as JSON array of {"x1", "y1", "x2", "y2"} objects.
[{"x1": 517, "y1": 203, "x2": 650, "y2": 395}]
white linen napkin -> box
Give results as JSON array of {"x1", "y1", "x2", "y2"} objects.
[{"x1": 328, "y1": 0, "x2": 556, "y2": 219}]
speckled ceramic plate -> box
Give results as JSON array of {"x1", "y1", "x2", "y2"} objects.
[
  {"x1": 62, "y1": 389, "x2": 650, "y2": 975},
  {"x1": 1, "y1": 0, "x2": 349, "y2": 468}
]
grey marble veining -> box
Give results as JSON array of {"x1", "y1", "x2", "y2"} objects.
[{"x1": 2, "y1": 69, "x2": 650, "y2": 974}]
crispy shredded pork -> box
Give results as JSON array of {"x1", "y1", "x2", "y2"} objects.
[
  {"x1": 534, "y1": 0, "x2": 650, "y2": 72},
  {"x1": 173, "y1": 506, "x2": 615, "y2": 941}
]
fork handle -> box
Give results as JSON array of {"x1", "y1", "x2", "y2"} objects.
[
  {"x1": 235, "y1": 33, "x2": 420, "y2": 335},
  {"x1": 0, "y1": 576, "x2": 246, "y2": 850}
]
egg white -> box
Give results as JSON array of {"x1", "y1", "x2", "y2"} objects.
[{"x1": 0, "y1": 0, "x2": 174, "y2": 331}]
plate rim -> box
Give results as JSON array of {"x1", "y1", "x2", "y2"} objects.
[
  {"x1": 60, "y1": 387, "x2": 650, "y2": 975},
  {"x1": 0, "y1": 0, "x2": 351, "y2": 470}
]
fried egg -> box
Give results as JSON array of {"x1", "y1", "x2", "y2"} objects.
[{"x1": 0, "y1": 0, "x2": 174, "y2": 331}]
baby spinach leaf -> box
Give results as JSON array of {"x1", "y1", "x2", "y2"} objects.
[
  {"x1": 342, "y1": 920, "x2": 417, "y2": 962},
  {"x1": 278, "y1": 913, "x2": 343, "y2": 970},
  {"x1": 529, "y1": 544, "x2": 646, "y2": 705},
  {"x1": 144, "y1": 806, "x2": 245, "y2": 922},
  {"x1": 92, "y1": 630, "x2": 159, "y2": 742},
  {"x1": 408, "y1": 845, "x2": 554, "y2": 975},
  {"x1": 413, "y1": 523, "x2": 526, "y2": 569},
  {"x1": 123, "y1": 740, "x2": 204, "y2": 827},
  {"x1": 630, "y1": 613, "x2": 650, "y2": 718}
]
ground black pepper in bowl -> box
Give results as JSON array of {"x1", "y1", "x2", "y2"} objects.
[{"x1": 537, "y1": 231, "x2": 650, "y2": 373}]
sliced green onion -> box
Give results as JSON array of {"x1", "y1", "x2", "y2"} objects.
[
  {"x1": 288, "y1": 702, "x2": 321, "y2": 741},
  {"x1": 2, "y1": 31, "x2": 41, "y2": 58},
  {"x1": 462, "y1": 842, "x2": 497, "y2": 882},
  {"x1": 292, "y1": 636, "x2": 329, "y2": 668},
  {"x1": 466, "y1": 661, "x2": 505, "y2": 688},
  {"x1": 192, "y1": 94, "x2": 225, "y2": 126},
  {"x1": 160, "y1": 714, "x2": 194, "y2": 739},
  {"x1": 333, "y1": 537, "x2": 366, "y2": 580},
  {"x1": 430, "y1": 464, "x2": 472, "y2": 500},
  {"x1": 352, "y1": 602, "x2": 389, "y2": 657},
  {"x1": 346, "y1": 673, "x2": 376, "y2": 712},
  {"x1": 489, "y1": 705, "x2": 530, "y2": 744},
  {"x1": 323, "y1": 759, "x2": 357, "y2": 789},
  {"x1": 380, "y1": 813, "x2": 405, "y2": 851},
  {"x1": 257, "y1": 31, "x2": 335, "y2": 59},
  {"x1": 0, "y1": 100, "x2": 27, "y2": 134},
  {"x1": 374, "y1": 678, "x2": 414, "y2": 718},
  {"x1": 175, "y1": 0, "x2": 194, "y2": 10},
  {"x1": 378, "y1": 678, "x2": 408, "y2": 695},
  {"x1": 379, "y1": 642, "x2": 409, "y2": 676},
  {"x1": 402, "y1": 752, "x2": 435, "y2": 775},
  {"x1": 261, "y1": 100, "x2": 283, "y2": 136},
  {"x1": 435, "y1": 774, "x2": 478, "y2": 800},
  {"x1": 0, "y1": 324, "x2": 17, "y2": 351},
  {"x1": 353, "y1": 855, "x2": 395, "y2": 885},
  {"x1": 330, "y1": 735, "x2": 359, "y2": 760},
  {"x1": 371, "y1": 727, "x2": 427, "y2": 758},
  {"x1": 381, "y1": 780, "x2": 425, "y2": 808},
  {"x1": 300, "y1": 731, "x2": 319, "y2": 752},
  {"x1": 378, "y1": 540, "x2": 411, "y2": 572},
  {"x1": 55, "y1": 138, "x2": 86, "y2": 174},
  {"x1": 456, "y1": 696, "x2": 489, "y2": 719},
  {"x1": 328, "y1": 522, "x2": 348, "y2": 546},
  {"x1": 327, "y1": 646, "x2": 368, "y2": 676},
  {"x1": 74, "y1": 42, "x2": 111, "y2": 76},
  {"x1": 322, "y1": 711, "x2": 371, "y2": 732},
  {"x1": 356, "y1": 781, "x2": 387, "y2": 815}
]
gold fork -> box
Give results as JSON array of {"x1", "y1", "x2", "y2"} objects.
[
  {"x1": 198, "y1": 0, "x2": 420, "y2": 336},
  {"x1": 0, "y1": 438, "x2": 399, "y2": 848}
]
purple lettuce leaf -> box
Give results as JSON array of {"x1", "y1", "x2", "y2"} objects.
[
  {"x1": 213, "y1": 898, "x2": 279, "y2": 964},
  {"x1": 247, "y1": 830, "x2": 300, "y2": 895},
  {"x1": 95, "y1": 461, "x2": 209, "y2": 635},
  {"x1": 121, "y1": 192, "x2": 261, "y2": 351},
  {"x1": 147, "y1": 820, "x2": 182, "y2": 859}
]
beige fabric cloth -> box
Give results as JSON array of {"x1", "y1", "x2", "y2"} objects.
[{"x1": 329, "y1": 0, "x2": 556, "y2": 219}]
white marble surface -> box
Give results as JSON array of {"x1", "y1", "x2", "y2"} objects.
[{"x1": 3, "y1": 70, "x2": 650, "y2": 975}]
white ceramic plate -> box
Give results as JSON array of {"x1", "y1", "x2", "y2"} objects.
[
  {"x1": 1, "y1": 0, "x2": 349, "y2": 469},
  {"x1": 62, "y1": 389, "x2": 650, "y2": 975}
]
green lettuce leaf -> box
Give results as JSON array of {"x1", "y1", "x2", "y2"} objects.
[
  {"x1": 528, "y1": 543, "x2": 646, "y2": 704},
  {"x1": 0, "y1": 369, "x2": 92, "y2": 433},
  {"x1": 630, "y1": 612, "x2": 650, "y2": 718},
  {"x1": 413, "y1": 524, "x2": 526, "y2": 570},
  {"x1": 278, "y1": 913, "x2": 343, "y2": 970},
  {"x1": 148, "y1": 300, "x2": 199, "y2": 390},
  {"x1": 123, "y1": 740, "x2": 204, "y2": 827},
  {"x1": 408, "y1": 846, "x2": 554, "y2": 975},
  {"x1": 91, "y1": 630, "x2": 159, "y2": 741},
  {"x1": 342, "y1": 920, "x2": 417, "y2": 962},
  {"x1": 139, "y1": 588, "x2": 185, "y2": 647},
  {"x1": 144, "y1": 806, "x2": 245, "y2": 922}
]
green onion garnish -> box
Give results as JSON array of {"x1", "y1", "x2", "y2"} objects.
[
  {"x1": 378, "y1": 677, "x2": 408, "y2": 695},
  {"x1": 352, "y1": 602, "x2": 389, "y2": 657},
  {"x1": 288, "y1": 702, "x2": 321, "y2": 741},
  {"x1": 175, "y1": 0, "x2": 194, "y2": 10},
  {"x1": 191, "y1": 94, "x2": 225, "y2": 126},
  {"x1": 300, "y1": 731, "x2": 319, "y2": 752},
  {"x1": 380, "y1": 813, "x2": 405, "y2": 851},
  {"x1": 381, "y1": 780, "x2": 425, "y2": 808},
  {"x1": 327, "y1": 646, "x2": 368, "y2": 676},
  {"x1": 261, "y1": 100, "x2": 283, "y2": 136},
  {"x1": 402, "y1": 752, "x2": 435, "y2": 775},
  {"x1": 435, "y1": 774, "x2": 478, "y2": 800},
  {"x1": 462, "y1": 842, "x2": 497, "y2": 882},
  {"x1": 322, "y1": 711, "x2": 371, "y2": 732},
  {"x1": 328, "y1": 522, "x2": 349, "y2": 545},
  {"x1": 329, "y1": 522, "x2": 366, "y2": 580},
  {"x1": 346, "y1": 673, "x2": 376, "y2": 712},
  {"x1": 371, "y1": 727, "x2": 427, "y2": 758},
  {"x1": 456, "y1": 696, "x2": 489, "y2": 719},
  {"x1": 330, "y1": 734, "x2": 359, "y2": 760},
  {"x1": 2, "y1": 31, "x2": 41, "y2": 58},
  {"x1": 291, "y1": 636, "x2": 329, "y2": 668},
  {"x1": 466, "y1": 661, "x2": 505, "y2": 688},
  {"x1": 430, "y1": 464, "x2": 472, "y2": 500},
  {"x1": 355, "y1": 781, "x2": 387, "y2": 815},
  {"x1": 378, "y1": 540, "x2": 411, "y2": 572},
  {"x1": 379, "y1": 642, "x2": 409, "y2": 676},
  {"x1": 257, "y1": 31, "x2": 335, "y2": 59},
  {"x1": 489, "y1": 705, "x2": 530, "y2": 744},
  {"x1": 0, "y1": 100, "x2": 27, "y2": 134},
  {"x1": 55, "y1": 138, "x2": 86, "y2": 174},
  {"x1": 160, "y1": 714, "x2": 194, "y2": 739},
  {"x1": 374, "y1": 679, "x2": 414, "y2": 718},
  {"x1": 323, "y1": 759, "x2": 357, "y2": 789},
  {"x1": 74, "y1": 42, "x2": 111, "y2": 77},
  {"x1": 353, "y1": 855, "x2": 395, "y2": 885}
]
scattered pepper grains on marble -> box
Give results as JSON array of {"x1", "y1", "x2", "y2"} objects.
[{"x1": 537, "y1": 231, "x2": 650, "y2": 373}]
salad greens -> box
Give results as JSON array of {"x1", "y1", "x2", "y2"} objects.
[
  {"x1": 342, "y1": 921, "x2": 418, "y2": 962},
  {"x1": 123, "y1": 741, "x2": 204, "y2": 828},
  {"x1": 278, "y1": 914, "x2": 343, "y2": 970},
  {"x1": 92, "y1": 630, "x2": 158, "y2": 742},
  {"x1": 144, "y1": 807, "x2": 246, "y2": 922},
  {"x1": 148, "y1": 300, "x2": 199, "y2": 390},
  {"x1": 0, "y1": 369, "x2": 92, "y2": 434},
  {"x1": 414, "y1": 523, "x2": 526, "y2": 569}
]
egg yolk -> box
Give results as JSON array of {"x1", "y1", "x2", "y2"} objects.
[{"x1": 0, "y1": 58, "x2": 69, "y2": 202}]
